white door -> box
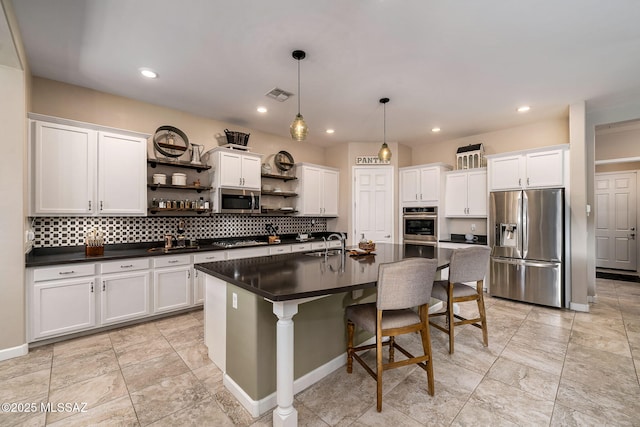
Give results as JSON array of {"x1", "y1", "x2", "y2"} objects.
[
  {"x1": 595, "y1": 172, "x2": 637, "y2": 270},
  {"x1": 33, "y1": 121, "x2": 97, "y2": 215},
  {"x1": 445, "y1": 172, "x2": 468, "y2": 216},
  {"x1": 353, "y1": 166, "x2": 393, "y2": 244},
  {"x1": 400, "y1": 168, "x2": 419, "y2": 203},
  {"x1": 218, "y1": 151, "x2": 243, "y2": 187},
  {"x1": 153, "y1": 266, "x2": 192, "y2": 312},
  {"x1": 101, "y1": 272, "x2": 150, "y2": 324},
  {"x1": 32, "y1": 277, "x2": 96, "y2": 339},
  {"x1": 240, "y1": 154, "x2": 262, "y2": 190},
  {"x1": 467, "y1": 169, "x2": 488, "y2": 216},
  {"x1": 301, "y1": 166, "x2": 322, "y2": 215},
  {"x1": 489, "y1": 155, "x2": 522, "y2": 191},
  {"x1": 419, "y1": 167, "x2": 439, "y2": 203},
  {"x1": 98, "y1": 132, "x2": 147, "y2": 215},
  {"x1": 321, "y1": 169, "x2": 339, "y2": 216}
]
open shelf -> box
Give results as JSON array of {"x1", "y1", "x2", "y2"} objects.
[
  {"x1": 262, "y1": 190, "x2": 297, "y2": 198},
  {"x1": 148, "y1": 208, "x2": 210, "y2": 215},
  {"x1": 260, "y1": 208, "x2": 298, "y2": 215},
  {"x1": 147, "y1": 158, "x2": 212, "y2": 172},
  {"x1": 261, "y1": 173, "x2": 297, "y2": 181},
  {"x1": 148, "y1": 183, "x2": 211, "y2": 192}
]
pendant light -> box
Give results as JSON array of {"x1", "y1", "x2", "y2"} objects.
[
  {"x1": 378, "y1": 97, "x2": 392, "y2": 161},
  {"x1": 290, "y1": 50, "x2": 308, "y2": 141}
]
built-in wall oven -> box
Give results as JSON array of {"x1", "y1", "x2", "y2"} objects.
[{"x1": 403, "y1": 207, "x2": 438, "y2": 245}]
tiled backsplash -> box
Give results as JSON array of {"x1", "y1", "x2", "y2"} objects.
[{"x1": 32, "y1": 215, "x2": 327, "y2": 248}]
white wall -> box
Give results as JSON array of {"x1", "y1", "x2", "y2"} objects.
[{"x1": 0, "y1": 0, "x2": 27, "y2": 357}]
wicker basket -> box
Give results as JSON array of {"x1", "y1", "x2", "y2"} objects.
[
  {"x1": 224, "y1": 129, "x2": 250, "y2": 146},
  {"x1": 358, "y1": 242, "x2": 376, "y2": 251}
]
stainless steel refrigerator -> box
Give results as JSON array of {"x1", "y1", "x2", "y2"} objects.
[{"x1": 489, "y1": 188, "x2": 565, "y2": 308}]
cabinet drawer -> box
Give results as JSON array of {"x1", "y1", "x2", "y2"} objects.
[
  {"x1": 101, "y1": 258, "x2": 149, "y2": 274},
  {"x1": 33, "y1": 264, "x2": 96, "y2": 282},
  {"x1": 291, "y1": 243, "x2": 312, "y2": 253},
  {"x1": 269, "y1": 245, "x2": 292, "y2": 255},
  {"x1": 153, "y1": 255, "x2": 191, "y2": 268},
  {"x1": 311, "y1": 242, "x2": 327, "y2": 250},
  {"x1": 193, "y1": 251, "x2": 227, "y2": 264}
]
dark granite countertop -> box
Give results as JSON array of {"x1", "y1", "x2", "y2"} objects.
[
  {"x1": 195, "y1": 243, "x2": 453, "y2": 301},
  {"x1": 439, "y1": 234, "x2": 488, "y2": 245},
  {"x1": 25, "y1": 232, "x2": 344, "y2": 267}
]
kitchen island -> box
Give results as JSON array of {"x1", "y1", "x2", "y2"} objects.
[{"x1": 195, "y1": 243, "x2": 453, "y2": 427}]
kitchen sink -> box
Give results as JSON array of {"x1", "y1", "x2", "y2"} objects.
[{"x1": 305, "y1": 250, "x2": 342, "y2": 257}]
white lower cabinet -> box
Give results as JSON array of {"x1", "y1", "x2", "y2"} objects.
[
  {"x1": 153, "y1": 255, "x2": 192, "y2": 313},
  {"x1": 31, "y1": 272, "x2": 96, "y2": 341},
  {"x1": 193, "y1": 251, "x2": 227, "y2": 305},
  {"x1": 100, "y1": 271, "x2": 150, "y2": 325}
]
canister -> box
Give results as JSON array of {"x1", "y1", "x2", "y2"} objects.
[
  {"x1": 172, "y1": 173, "x2": 187, "y2": 186},
  {"x1": 152, "y1": 173, "x2": 166, "y2": 184}
]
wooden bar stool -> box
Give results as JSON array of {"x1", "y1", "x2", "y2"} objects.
[
  {"x1": 429, "y1": 246, "x2": 491, "y2": 354},
  {"x1": 346, "y1": 257, "x2": 438, "y2": 412}
]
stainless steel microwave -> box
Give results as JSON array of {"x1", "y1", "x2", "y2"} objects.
[{"x1": 216, "y1": 188, "x2": 260, "y2": 214}]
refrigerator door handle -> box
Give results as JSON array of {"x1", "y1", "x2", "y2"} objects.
[
  {"x1": 492, "y1": 257, "x2": 559, "y2": 269},
  {"x1": 521, "y1": 191, "x2": 528, "y2": 259}
]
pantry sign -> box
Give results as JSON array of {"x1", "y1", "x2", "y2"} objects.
[{"x1": 355, "y1": 156, "x2": 391, "y2": 165}]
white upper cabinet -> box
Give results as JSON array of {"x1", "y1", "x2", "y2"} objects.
[
  {"x1": 30, "y1": 115, "x2": 149, "y2": 216},
  {"x1": 98, "y1": 132, "x2": 147, "y2": 215},
  {"x1": 445, "y1": 169, "x2": 487, "y2": 217},
  {"x1": 488, "y1": 146, "x2": 567, "y2": 191},
  {"x1": 210, "y1": 148, "x2": 262, "y2": 190},
  {"x1": 33, "y1": 121, "x2": 97, "y2": 215},
  {"x1": 295, "y1": 163, "x2": 339, "y2": 216},
  {"x1": 399, "y1": 164, "x2": 451, "y2": 206}
]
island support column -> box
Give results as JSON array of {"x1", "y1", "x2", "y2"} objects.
[{"x1": 272, "y1": 300, "x2": 299, "y2": 427}]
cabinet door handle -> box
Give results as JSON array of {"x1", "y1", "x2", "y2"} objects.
[
  {"x1": 527, "y1": 177, "x2": 530, "y2": 186},
  {"x1": 415, "y1": 194, "x2": 418, "y2": 200},
  {"x1": 519, "y1": 178, "x2": 522, "y2": 187},
  {"x1": 88, "y1": 200, "x2": 92, "y2": 210},
  {"x1": 58, "y1": 270, "x2": 75, "y2": 275},
  {"x1": 188, "y1": 270, "x2": 191, "y2": 279},
  {"x1": 168, "y1": 260, "x2": 179, "y2": 264},
  {"x1": 91, "y1": 282, "x2": 94, "y2": 293},
  {"x1": 120, "y1": 264, "x2": 133, "y2": 269},
  {"x1": 102, "y1": 281, "x2": 106, "y2": 291},
  {"x1": 420, "y1": 193, "x2": 423, "y2": 200}
]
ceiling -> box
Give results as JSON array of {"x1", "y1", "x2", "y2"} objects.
[{"x1": 11, "y1": 0, "x2": 640, "y2": 148}]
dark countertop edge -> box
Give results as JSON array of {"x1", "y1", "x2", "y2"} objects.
[
  {"x1": 25, "y1": 232, "x2": 346, "y2": 268},
  {"x1": 439, "y1": 234, "x2": 488, "y2": 245},
  {"x1": 194, "y1": 262, "x2": 377, "y2": 302}
]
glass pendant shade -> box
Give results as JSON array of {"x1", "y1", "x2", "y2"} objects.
[
  {"x1": 378, "y1": 97, "x2": 391, "y2": 161},
  {"x1": 378, "y1": 142, "x2": 392, "y2": 161},
  {"x1": 291, "y1": 50, "x2": 307, "y2": 141},
  {"x1": 290, "y1": 113, "x2": 308, "y2": 141}
]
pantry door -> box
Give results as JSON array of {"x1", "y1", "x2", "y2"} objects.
[
  {"x1": 353, "y1": 166, "x2": 394, "y2": 245},
  {"x1": 595, "y1": 171, "x2": 637, "y2": 270}
]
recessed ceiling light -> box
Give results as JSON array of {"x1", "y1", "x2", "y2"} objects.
[
  {"x1": 431, "y1": 127, "x2": 441, "y2": 133},
  {"x1": 517, "y1": 105, "x2": 530, "y2": 113},
  {"x1": 257, "y1": 106, "x2": 267, "y2": 113},
  {"x1": 139, "y1": 68, "x2": 158, "y2": 79},
  {"x1": 326, "y1": 129, "x2": 335, "y2": 134}
]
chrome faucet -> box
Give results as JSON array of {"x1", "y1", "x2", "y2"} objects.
[{"x1": 327, "y1": 232, "x2": 346, "y2": 254}]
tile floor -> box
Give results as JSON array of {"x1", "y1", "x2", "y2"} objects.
[{"x1": 1, "y1": 277, "x2": 639, "y2": 426}]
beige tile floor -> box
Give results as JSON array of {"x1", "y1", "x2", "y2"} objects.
[{"x1": 1, "y1": 277, "x2": 639, "y2": 426}]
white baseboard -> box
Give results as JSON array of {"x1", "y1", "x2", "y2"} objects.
[
  {"x1": 223, "y1": 336, "x2": 378, "y2": 417},
  {"x1": 0, "y1": 343, "x2": 28, "y2": 362},
  {"x1": 570, "y1": 302, "x2": 590, "y2": 312}
]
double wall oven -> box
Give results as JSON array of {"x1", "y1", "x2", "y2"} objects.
[{"x1": 403, "y1": 207, "x2": 438, "y2": 245}]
